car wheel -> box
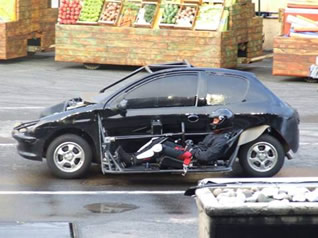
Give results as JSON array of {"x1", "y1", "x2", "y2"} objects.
[
  {"x1": 83, "y1": 63, "x2": 101, "y2": 70},
  {"x1": 46, "y1": 134, "x2": 92, "y2": 179},
  {"x1": 304, "y1": 77, "x2": 318, "y2": 83},
  {"x1": 239, "y1": 134, "x2": 284, "y2": 177}
]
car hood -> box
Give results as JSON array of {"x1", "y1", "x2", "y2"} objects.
[{"x1": 39, "y1": 95, "x2": 104, "y2": 119}]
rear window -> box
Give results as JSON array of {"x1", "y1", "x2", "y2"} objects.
[{"x1": 204, "y1": 72, "x2": 249, "y2": 105}]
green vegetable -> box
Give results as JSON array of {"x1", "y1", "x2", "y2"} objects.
[
  {"x1": 144, "y1": 4, "x2": 156, "y2": 23},
  {"x1": 79, "y1": 0, "x2": 104, "y2": 22},
  {"x1": 161, "y1": 4, "x2": 179, "y2": 24}
]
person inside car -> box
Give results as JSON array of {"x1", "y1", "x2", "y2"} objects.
[{"x1": 117, "y1": 108, "x2": 235, "y2": 172}]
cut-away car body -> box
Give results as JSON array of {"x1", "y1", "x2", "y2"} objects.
[{"x1": 12, "y1": 61, "x2": 300, "y2": 179}]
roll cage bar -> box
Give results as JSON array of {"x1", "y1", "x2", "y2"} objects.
[{"x1": 99, "y1": 60, "x2": 193, "y2": 93}]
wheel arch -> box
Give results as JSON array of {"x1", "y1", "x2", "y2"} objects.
[
  {"x1": 238, "y1": 125, "x2": 289, "y2": 153},
  {"x1": 42, "y1": 128, "x2": 99, "y2": 163}
]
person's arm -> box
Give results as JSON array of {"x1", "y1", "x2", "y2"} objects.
[{"x1": 192, "y1": 137, "x2": 228, "y2": 163}]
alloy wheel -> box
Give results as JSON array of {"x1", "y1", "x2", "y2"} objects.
[
  {"x1": 247, "y1": 142, "x2": 278, "y2": 173},
  {"x1": 53, "y1": 142, "x2": 85, "y2": 173}
]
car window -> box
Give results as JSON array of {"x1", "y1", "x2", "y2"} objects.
[
  {"x1": 111, "y1": 73, "x2": 198, "y2": 109},
  {"x1": 245, "y1": 79, "x2": 272, "y2": 102},
  {"x1": 203, "y1": 72, "x2": 248, "y2": 106}
]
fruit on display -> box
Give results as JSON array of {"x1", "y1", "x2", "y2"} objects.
[
  {"x1": 79, "y1": 0, "x2": 104, "y2": 22},
  {"x1": 58, "y1": 0, "x2": 82, "y2": 24},
  {"x1": 119, "y1": 2, "x2": 140, "y2": 26},
  {"x1": 100, "y1": 2, "x2": 122, "y2": 23},
  {"x1": 135, "y1": 4, "x2": 157, "y2": 25},
  {"x1": 175, "y1": 6, "x2": 196, "y2": 27},
  {"x1": 160, "y1": 4, "x2": 180, "y2": 24},
  {"x1": 195, "y1": 4, "x2": 223, "y2": 30}
]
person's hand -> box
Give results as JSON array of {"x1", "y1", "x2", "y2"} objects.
[
  {"x1": 185, "y1": 139, "x2": 194, "y2": 151},
  {"x1": 185, "y1": 139, "x2": 193, "y2": 146},
  {"x1": 182, "y1": 164, "x2": 189, "y2": 176}
]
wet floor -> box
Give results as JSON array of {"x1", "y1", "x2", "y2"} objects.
[
  {"x1": 85, "y1": 203, "x2": 139, "y2": 214},
  {"x1": 0, "y1": 54, "x2": 318, "y2": 237}
]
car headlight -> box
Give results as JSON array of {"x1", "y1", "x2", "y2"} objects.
[
  {"x1": 19, "y1": 128, "x2": 28, "y2": 133},
  {"x1": 15, "y1": 120, "x2": 39, "y2": 134}
]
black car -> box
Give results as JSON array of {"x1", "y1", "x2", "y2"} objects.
[{"x1": 12, "y1": 61, "x2": 299, "y2": 179}]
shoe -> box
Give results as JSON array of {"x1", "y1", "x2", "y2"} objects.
[{"x1": 116, "y1": 146, "x2": 134, "y2": 167}]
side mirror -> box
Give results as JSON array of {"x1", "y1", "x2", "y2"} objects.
[
  {"x1": 117, "y1": 99, "x2": 127, "y2": 110},
  {"x1": 108, "y1": 99, "x2": 128, "y2": 117},
  {"x1": 117, "y1": 99, "x2": 128, "y2": 117}
]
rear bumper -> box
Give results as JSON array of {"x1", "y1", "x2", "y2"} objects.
[
  {"x1": 286, "y1": 151, "x2": 294, "y2": 160},
  {"x1": 284, "y1": 110, "x2": 300, "y2": 153}
]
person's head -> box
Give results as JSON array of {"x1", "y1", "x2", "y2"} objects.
[{"x1": 209, "y1": 108, "x2": 234, "y2": 132}]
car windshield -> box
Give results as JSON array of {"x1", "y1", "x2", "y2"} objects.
[
  {"x1": 100, "y1": 61, "x2": 193, "y2": 94},
  {"x1": 80, "y1": 67, "x2": 149, "y2": 104},
  {"x1": 100, "y1": 67, "x2": 150, "y2": 95},
  {"x1": 85, "y1": 62, "x2": 193, "y2": 104}
]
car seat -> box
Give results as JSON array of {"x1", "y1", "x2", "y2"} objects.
[{"x1": 159, "y1": 129, "x2": 243, "y2": 169}]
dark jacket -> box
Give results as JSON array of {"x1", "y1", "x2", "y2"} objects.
[{"x1": 191, "y1": 132, "x2": 230, "y2": 163}]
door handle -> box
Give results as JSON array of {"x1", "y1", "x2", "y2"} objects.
[{"x1": 187, "y1": 114, "x2": 199, "y2": 123}]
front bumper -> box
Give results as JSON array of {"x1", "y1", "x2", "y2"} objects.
[{"x1": 12, "y1": 130, "x2": 43, "y2": 161}]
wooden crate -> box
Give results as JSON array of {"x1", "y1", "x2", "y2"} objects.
[
  {"x1": 55, "y1": 25, "x2": 238, "y2": 68},
  {"x1": 134, "y1": 2, "x2": 159, "y2": 28},
  {"x1": 273, "y1": 36, "x2": 318, "y2": 77},
  {"x1": 229, "y1": 1, "x2": 263, "y2": 61},
  {"x1": 0, "y1": 0, "x2": 58, "y2": 60},
  {"x1": 55, "y1": 0, "x2": 262, "y2": 68}
]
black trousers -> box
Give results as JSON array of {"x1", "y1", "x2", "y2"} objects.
[{"x1": 162, "y1": 141, "x2": 184, "y2": 159}]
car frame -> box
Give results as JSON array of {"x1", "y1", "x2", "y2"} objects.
[{"x1": 12, "y1": 61, "x2": 300, "y2": 179}]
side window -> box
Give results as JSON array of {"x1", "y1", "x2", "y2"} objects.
[
  {"x1": 203, "y1": 73, "x2": 248, "y2": 106},
  {"x1": 116, "y1": 73, "x2": 198, "y2": 109}
]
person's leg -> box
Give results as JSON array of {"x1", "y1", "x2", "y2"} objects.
[
  {"x1": 116, "y1": 146, "x2": 134, "y2": 167},
  {"x1": 162, "y1": 144, "x2": 192, "y2": 165},
  {"x1": 162, "y1": 144, "x2": 184, "y2": 158},
  {"x1": 163, "y1": 141, "x2": 180, "y2": 148}
]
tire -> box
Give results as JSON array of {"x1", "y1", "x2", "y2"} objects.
[
  {"x1": 239, "y1": 134, "x2": 284, "y2": 177},
  {"x1": 83, "y1": 63, "x2": 101, "y2": 70},
  {"x1": 46, "y1": 134, "x2": 92, "y2": 179},
  {"x1": 304, "y1": 77, "x2": 318, "y2": 83},
  {"x1": 27, "y1": 52, "x2": 36, "y2": 57}
]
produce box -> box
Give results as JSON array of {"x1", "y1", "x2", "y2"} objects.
[
  {"x1": 99, "y1": 0, "x2": 123, "y2": 25},
  {"x1": 195, "y1": 3, "x2": 224, "y2": 31},
  {"x1": 78, "y1": 0, "x2": 104, "y2": 24},
  {"x1": 134, "y1": 2, "x2": 159, "y2": 28},
  {"x1": 159, "y1": 3, "x2": 181, "y2": 28},
  {"x1": 119, "y1": 1, "x2": 141, "y2": 27},
  {"x1": 183, "y1": 0, "x2": 201, "y2": 4},
  {"x1": 55, "y1": 0, "x2": 263, "y2": 68},
  {"x1": 58, "y1": 0, "x2": 82, "y2": 25},
  {"x1": 174, "y1": 4, "x2": 198, "y2": 29},
  {"x1": 0, "y1": 0, "x2": 16, "y2": 22}
]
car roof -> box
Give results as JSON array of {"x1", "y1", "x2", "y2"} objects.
[
  {"x1": 143, "y1": 60, "x2": 257, "y2": 79},
  {"x1": 153, "y1": 66, "x2": 256, "y2": 79},
  {"x1": 100, "y1": 61, "x2": 258, "y2": 94}
]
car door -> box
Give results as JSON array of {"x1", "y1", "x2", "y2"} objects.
[{"x1": 102, "y1": 71, "x2": 205, "y2": 144}]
